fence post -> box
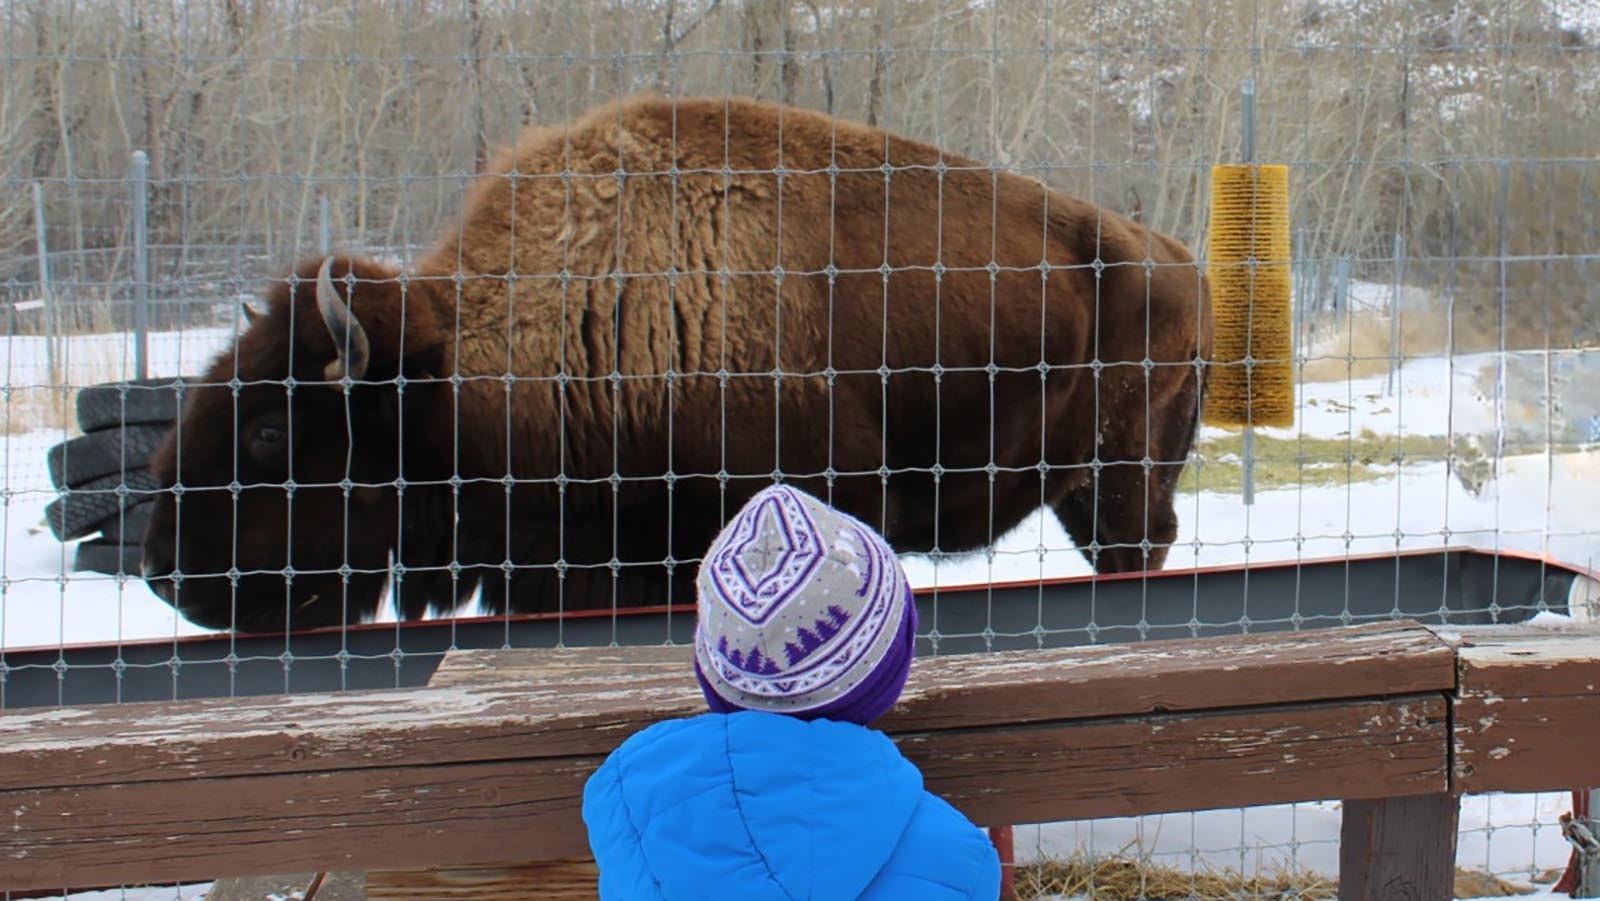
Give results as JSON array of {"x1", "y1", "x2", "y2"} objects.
[
  {"x1": 1387, "y1": 233, "x2": 1405, "y2": 397},
  {"x1": 1333, "y1": 256, "x2": 1352, "y2": 320},
  {"x1": 1239, "y1": 75, "x2": 1258, "y2": 507},
  {"x1": 1339, "y1": 793, "x2": 1460, "y2": 899},
  {"x1": 130, "y1": 150, "x2": 150, "y2": 382},
  {"x1": 32, "y1": 182, "x2": 59, "y2": 387}
]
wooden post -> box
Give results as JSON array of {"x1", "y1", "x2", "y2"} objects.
[
  {"x1": 989, "y1": 825, "x2": 1016, "y2": 900},
  {"x1": 1339, "y1": 793, "x2": 1460, "y2": 900}
]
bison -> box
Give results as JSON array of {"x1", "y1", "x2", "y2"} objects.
[{"x1": 141, "y1": 94, "x2": 1214, "y2": 633}]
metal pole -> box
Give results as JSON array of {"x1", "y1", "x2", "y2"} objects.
[
  {"x1": 1334, "y1": 256, "x2": 1352, "y2": 318},
  {"x1": 1585, "y1": 787, "x2": 1600, "y2": 897},
  {"x1": 1240, "y1": 76, "x2": 1258, "y2": 507},
  {"x1": 1241, "y1": 77, "x2": 1257, "y2": 164},
  {"x1": 32, "y1": 182, "x2": 58, "y2": 386},
  {"x1": 1387, "y1": 233, "x2": 1405, "y2": 397},
  {"x1": 1566, "y1": 787, "x2": 1600, "y2": 897},
  {"x1": 1292, "y1": 228, "x2": 1305, "y2": 362},
  {"x1": 130, "y1": 151, "x2": 150, "y2": 381}
]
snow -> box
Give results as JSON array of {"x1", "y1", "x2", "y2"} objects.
[
  {"x1": 5, "y1": 283, "x2": 1598, "y2": 898},
  {"x1": 40, "y1": 889, "x2": 210, "y2": 901}
]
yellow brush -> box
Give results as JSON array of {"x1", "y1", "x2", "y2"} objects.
[{"x1": 1202, "y1": 163, "x2": 1294, "y2": 430}]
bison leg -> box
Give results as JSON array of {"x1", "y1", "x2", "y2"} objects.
[{"x1": 474, "y1": 478, "x2": 721, "y2": 615}]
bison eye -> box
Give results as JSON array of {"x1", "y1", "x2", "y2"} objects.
[{"x1": 246, "y1": 416, "x2": 289, "y2": 464}]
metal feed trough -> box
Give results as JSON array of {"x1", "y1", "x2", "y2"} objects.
[{"x1": 1, "y1": 546, "x2": 1589, "y2": 711}]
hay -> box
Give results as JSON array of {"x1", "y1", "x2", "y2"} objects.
[
  {"x1": 1013, "y1": 853, "x2": 1334, "y2": 900},
  {"x1": 1013, "y1": 854, "x2": 1537, "y2": 900},
  {"x1": 1452, "y1": 868, "x2": 1539, "y2": 897}
]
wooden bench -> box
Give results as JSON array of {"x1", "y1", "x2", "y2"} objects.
[{"x1": 1, "y1": 620, "x2": 1595, "y2": 899}]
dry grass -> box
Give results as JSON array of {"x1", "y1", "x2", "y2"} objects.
[
  {"x1": 1, "y1": 318, "x2": 154, "y2": 435},
  {"x1": 1013, "y1": 854, "x2": 1537, "y2": 900},
  {"x1": 1453, "y1": 868, "x2": 1540, "y2": 898},
  {"x1": 1014, "y1": 854, "x2": 1335, "y2": 900},
  {"x1": 0, "y1": 385, "x2": 74, "y2": 436},
  {"x1": 1175, "y1": 428, "x2": 1501, "y2": 496},
  {"x1": 1299, "y1": 306, "x2": 1458, "y2": 384}
]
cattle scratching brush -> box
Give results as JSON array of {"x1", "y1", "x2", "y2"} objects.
[{"x1": 1201, "y1": 162, "x2": 1294, "y2": 430}]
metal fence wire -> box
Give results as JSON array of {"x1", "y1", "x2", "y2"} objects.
[{"x1": 3, "y1": 0, "x2": 1599, "y2": 897}]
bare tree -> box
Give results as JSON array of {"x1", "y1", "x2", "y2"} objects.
[{"x1": 1, "y1": 0, "x2": 1593, "y2": 348}]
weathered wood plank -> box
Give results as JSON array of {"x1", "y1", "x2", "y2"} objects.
[
  {"x1": 1339, "y1": 793, "x2": 1460, "y2": 900},
  {"x1": 359, "y1": 640, "x2": 622, "y2": 900},
  {"x1": 430, "y1": 620, "x2": 1455, "y2": 730},
  {"x1": 902, "y1": 696, "x2": 1450, "y2": 826},
  {"x1": 1453, "y1": 629, "x2": 1600, "y2": 793},
  {"x1": 0, "y1": 694, "x2": 1447, "y2": 891},
  {"x1": 1, "y1": 756, "x2": 591, "y2": 890},
  {"x1": 426, "y1": 646, "x2": 692, "y2": 688},
  {"x1": 364, "y1": 860, "x2": 598, "y2": 900},
  {"x1": 0, "y1": 621, "x2": 1453, "y2": 794}
]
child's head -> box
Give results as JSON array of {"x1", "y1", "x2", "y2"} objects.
[{"x1": 692, "y1": 485, "x2": 918, "y2": 726}]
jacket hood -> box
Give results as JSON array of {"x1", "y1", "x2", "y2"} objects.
[{"x1": 582, "y1": 711, "x2": 926, "y2": 900}]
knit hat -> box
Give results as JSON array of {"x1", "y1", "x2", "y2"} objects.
[{"x1": 693, "y1": 485, "x2": 917, "y2": 726}]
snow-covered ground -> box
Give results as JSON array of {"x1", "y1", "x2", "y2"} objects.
[{"x1": 4, "y1": 287, "x2": 1598, "y2": 897}]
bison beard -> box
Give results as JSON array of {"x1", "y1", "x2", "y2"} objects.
[{"x1": 140, "y1": 95, "x2": 1214, "y2": 634}]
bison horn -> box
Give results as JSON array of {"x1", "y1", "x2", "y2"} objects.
[{"x1": 316, "y1": 255, "x2": 370, "y2": 383}]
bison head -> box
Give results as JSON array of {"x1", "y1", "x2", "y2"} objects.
[{"x1": 141, "y1": 255, "x2": 448, "y2": 632}]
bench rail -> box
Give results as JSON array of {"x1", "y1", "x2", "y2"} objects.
[{"x1": 1, "y1": 620, "x2": 1595, "y2": 897}]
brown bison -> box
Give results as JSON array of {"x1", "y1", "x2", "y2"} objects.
[{"x1": 141, "y1": 95, "x2": 1213, "y2": 633}]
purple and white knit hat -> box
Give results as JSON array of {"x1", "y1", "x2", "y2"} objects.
[{"x1": 693, "y1": 485, "x2": 917, "y2": 726}]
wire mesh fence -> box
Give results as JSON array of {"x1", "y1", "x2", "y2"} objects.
[{"x1": 4, "y1": 0, "x2": 1599, "y2": 897}]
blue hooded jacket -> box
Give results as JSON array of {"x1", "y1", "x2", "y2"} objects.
[{"x1": 582, "y1": 711, "x2": 1001, "y2": 900}]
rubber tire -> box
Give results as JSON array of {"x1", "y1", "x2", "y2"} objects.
[
  {"x1": 75, "y1": 377, "x2": 186, "y2": 433},
  {"x1": 46, "y1": 424, "x2": 172, "y2": 490},
  {"x1": 43, "y1": 470, "x2": 160, "y2": 542},
  {"x1": 73, "y1": 539, "x2": 144, "y2": 576},
  {"x1": 94, "y1": 501, "x2": 155, "y2": 544}
]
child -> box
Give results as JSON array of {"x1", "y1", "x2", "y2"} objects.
[{"x1": 582, "y1": 484, "x2": 1002, "y2": 900}]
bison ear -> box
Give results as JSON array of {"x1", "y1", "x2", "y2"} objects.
[{"x1": 240, "y1": 303, "x2": 263, "y2": 327}]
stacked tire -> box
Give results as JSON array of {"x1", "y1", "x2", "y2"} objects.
[{"x1": 44, "y1": 378, "x2": 185, "y2": 575}]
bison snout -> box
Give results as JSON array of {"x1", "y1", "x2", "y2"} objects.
[{"x1": 140, "y1": 528, "x2": 177, "y2": 602}]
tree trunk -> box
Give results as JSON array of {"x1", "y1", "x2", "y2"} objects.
[
  {"x1": 29, "y1": 7, "x2": 59, "y2": 179},
  {"x1": 467, "y1": 0, "x2": 487, "y2": 172},
  {"x1": 866, "y1": 0, "x2": 887, "y2": 127},
  {"x1": 780, "y1": 0, "x2": 796, "y2": 107}
]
